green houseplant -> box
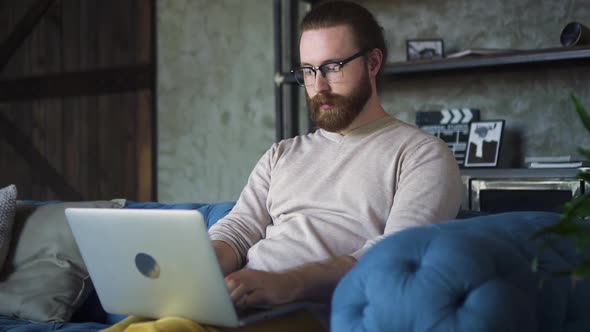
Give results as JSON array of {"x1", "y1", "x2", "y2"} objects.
[{"x1": 532, "y1": 94, "x2": 590, "y2": 281}]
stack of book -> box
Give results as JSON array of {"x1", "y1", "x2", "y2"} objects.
[
  {"x1": 528, "y1": 161, "x2": 590, "y2": 168},
  {"x1": 525, "y1": 156, "x2": 590, "y2": 168}
]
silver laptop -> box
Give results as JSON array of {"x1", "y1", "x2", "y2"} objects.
[{"x1": 65, "y1": 208, "x2": 308, "y2": 328}]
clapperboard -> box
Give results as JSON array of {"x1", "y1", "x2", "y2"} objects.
[{"x1": 415, "y1": 108, "x2": 480, "y2": 166}]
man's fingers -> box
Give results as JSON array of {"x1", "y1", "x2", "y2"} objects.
[
  {"x1": 225, "y1": 277, "x2": 237, "y2": 292},
  {"x1": 224, "y1": 269, "x2": 275, "y2": 307},
  {"x1": 228, "y1": 283, "x2": 250, "y2": 303},
  {"x1": 243, "y1": 290, "x2": 267, "y2": 307}
]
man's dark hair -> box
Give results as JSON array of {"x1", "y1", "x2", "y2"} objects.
[{"x1": 300, "y1": 1, "x2": 388, "y2": 76}]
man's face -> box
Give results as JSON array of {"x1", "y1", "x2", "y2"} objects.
[{"x1": 299, "y1": 26, "x2": 373, "y2": 132}]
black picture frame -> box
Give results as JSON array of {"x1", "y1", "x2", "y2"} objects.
[
  {"x1": 406, "y1": 39, "x2": 445, "y2": 60},
  {"x1": 464, "y1": 120, "x2": 505, "y2": 168}
]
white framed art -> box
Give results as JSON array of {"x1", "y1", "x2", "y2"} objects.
[{"x1": 464, "y1": 120, "x2": 505, "y2": 167}]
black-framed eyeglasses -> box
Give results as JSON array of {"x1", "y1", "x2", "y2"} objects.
[{"x1": 290, "y1": 49, "x2": 370, "y2": 87}]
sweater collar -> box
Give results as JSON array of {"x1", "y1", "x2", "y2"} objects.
[{"x1": 320, "y1": 115, "x2": 396, "y2": 142}]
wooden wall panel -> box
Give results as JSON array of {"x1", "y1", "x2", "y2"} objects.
[
  {"x1": 0, "y1": 0, "x2": 155, "y2": 201},
  {"x1": 0, "y1": 1, "x2": 33, "y2": 198}
]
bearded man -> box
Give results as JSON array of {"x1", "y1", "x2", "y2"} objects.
[{"x1": 207, "y1": 0, "x2": 463, "y2": 328}]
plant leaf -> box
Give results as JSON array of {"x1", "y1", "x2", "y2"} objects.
[
  {"x1": 572, "y1": 261, "x2": 590, "y2": 281},
  {"x1": 578, "y1": 147, "x2": 590, "y2": 161},
  {"x1": 532, "y1": 94, "x2": 590, "y2": 283},
  {"x1": 531, "y1": 256, "x2": 539, "y2": 273},
  {"x1": 572, "y1": 94, "x2": 590, "y2": 133}
]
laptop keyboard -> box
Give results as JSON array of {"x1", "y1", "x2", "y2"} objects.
[{"x1": 235, "y1": 305, "x2": 273, "y2": 319}]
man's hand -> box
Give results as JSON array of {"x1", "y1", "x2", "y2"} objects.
[
  {"x1": 225, "y1": 255, "x2": 356, "y2": 308},
  {"x1": 225, "y1": 269, "x2": 301, "y2": 308}
]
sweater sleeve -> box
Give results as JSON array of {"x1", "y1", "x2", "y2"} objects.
[
  {"x1": 350, "y1": 138, "x2": 463, "y2": 260},
  {"x1": 208, "y1": 146, "x2": 275, "y2": 267}
]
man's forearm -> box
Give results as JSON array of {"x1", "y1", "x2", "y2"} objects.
[
  {"x1": 288, "y1": 255, "x2": 357, "y2": 302},
  {"x1": 212, "y1": 240, "x2": 241, "y2": 276}
]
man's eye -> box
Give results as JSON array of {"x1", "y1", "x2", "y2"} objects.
[
  {"x1": 302, "y1": 68, "x2": 315, "y2": 76},
  {"x1": 325, "y1": 64, "x2": 342, "y2": 72}
]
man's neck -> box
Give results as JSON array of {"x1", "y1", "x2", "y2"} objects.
[{"x1": 338, "y1": 96, "x2": 388, "y2": 135}]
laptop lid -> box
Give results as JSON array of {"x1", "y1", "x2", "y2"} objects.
[{"x1": 65, "y1": 208, "x2": 245, "y2": 327}]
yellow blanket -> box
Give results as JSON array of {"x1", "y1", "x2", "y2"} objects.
[
  {"x1": 101, "y1": 310, "x2": 326, "y2": 332},
  {"x1": 102, "y1": 316, "x2": 220, "y2": 332}
]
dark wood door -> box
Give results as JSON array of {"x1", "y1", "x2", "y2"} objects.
[{"x1": 0, "y1": 0, "x2": 155, "y2": 201}]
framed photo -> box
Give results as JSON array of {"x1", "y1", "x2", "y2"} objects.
[
  {"x1": 464, "y1": 120, "x2": 505, "y2": 167},
  {"x1": 406, "y1": 39, "x2": 444, "y2": 60}
]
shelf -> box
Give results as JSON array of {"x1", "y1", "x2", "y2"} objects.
[
  {"x1": 277, "y1": 46, "x2": 590, "y2": 84},
  {"x1": 386, "y1": 46, "x2": 590, "y2": 75},
  {"x1": 460, "y1": 168, "x2": 582, "y2": 179}
]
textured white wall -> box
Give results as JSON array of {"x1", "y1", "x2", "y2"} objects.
[
  {"x1": 157, "y1": 0, "x2": 275, "y2": 203},
  {"x1": 158, "y1": 0, "x2": 590, "y2": 203}
]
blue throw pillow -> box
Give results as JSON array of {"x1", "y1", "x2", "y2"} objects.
[{"x1": 122, "y1": 201, "x2": 235, "y2": 228}]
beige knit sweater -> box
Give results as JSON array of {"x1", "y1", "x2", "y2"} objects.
[{"x1": 208, "y1": 115, "x2": 463, "y2": 271}]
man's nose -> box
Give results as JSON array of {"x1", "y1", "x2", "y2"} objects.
[{"x1": 312, "y1": 72, "x2": 330, "y2": 93}]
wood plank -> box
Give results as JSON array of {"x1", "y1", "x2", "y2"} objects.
[
  {"x1": 1, "y1": 1, "x2": 36, "y2": 198},
  {"x1": 31, "y1": 0, "x2": 63, "y2": 198},
  {"x1": 135, "y1": 0, "x2": 153, "y2": 63},
  {"x1": 136, "y1": 90, "x2": 153, "y2": 201},
  {"x1": 97, "y1": 0, "x2": 126, "y2": 199},
  {"x1": 0, "y1": 0, "x2": 57, "y2": 71},
  {"x1": 60, "y1": 0, "x2": 80, "y2": 72},
  {"x1": 83, "y1": 95, "x2": 100, "y2": 200},
  {"x1": 0, "y1": 106, "x2": 26, "y2": 191},
  {"x1": 135, "y1": 0, "x2": 155, "y2": 201},
  {"x1": 79, "y1": 0, "x2": 99, "y2": 69},
  {"x1": 123, "y1": 93, "x2": 138, "y2": 200},
  {"x1": 61, "y1": 0, "x2": 85, "y2": 198},
  {"x1": 79, "y1": 0, "x2": 101, "y2": 199},
  {"x1": 119, "y1": 0, "x2": 138, "y2": 200},
  {"x1": 0, "y1": 64, "x2": 153, "y2": 102},
  {"x1": 0, "y1": 112, "x2": 82, "y2": 200},
  {"x1": 97, "y1": 94, "x2": 127, "y2": 199},
  {"x1": 0, "y1": 0, "x2": 35, "y2": 78}
]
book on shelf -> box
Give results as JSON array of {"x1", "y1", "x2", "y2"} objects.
[
  {"x1": 524, "y1": 155, "x2": 572, "y2": 163},
  {"x1": 527, "y1": 161, "x2": 590, "y2": 169},
  {"x1": 446, "y1": 48, "x2": 526, "y2": 59}
]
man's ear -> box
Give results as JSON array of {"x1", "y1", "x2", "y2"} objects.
[{"x1": 367, "y1": 48, "x2": 383, "y2": 76}]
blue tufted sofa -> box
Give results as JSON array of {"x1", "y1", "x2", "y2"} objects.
[
  {"x1": 331, "y1": 211, "x2": 590, "y2": 332},
  {"x1": 1, "y1": 203, "x2": 589, "y2": 332}
]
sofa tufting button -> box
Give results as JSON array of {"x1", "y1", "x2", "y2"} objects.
[
  {"x1": 405, "y1": 260, "x2": 419, "y2": 273},
  {"x1": 455, "y1": 292, "x2": 467, "y2": 307}
]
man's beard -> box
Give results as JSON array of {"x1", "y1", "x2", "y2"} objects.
[{"x1": 306, "y1": 70, "x2": 372, "y2": 133}]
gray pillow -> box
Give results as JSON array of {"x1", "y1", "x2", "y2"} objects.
[
  {"x1": 0, "y1": 185, "x2": 17, "y2": 269},
  {"x1": 0, "y1": 200, "x2": 123, "y2": 322}
]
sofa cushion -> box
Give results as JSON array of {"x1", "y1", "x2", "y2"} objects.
[
  {"x1": 0, "y1": 185, "x2": 17, "y2": 269},
  {"x1": 0, "y1": 200, "x2": 123, "y2": 323}
]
